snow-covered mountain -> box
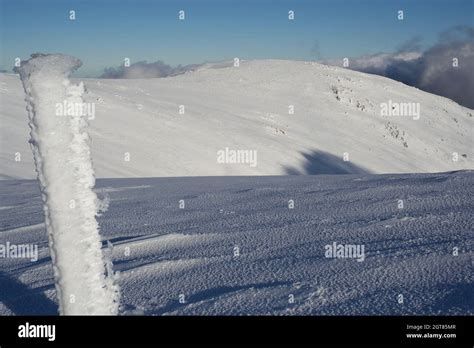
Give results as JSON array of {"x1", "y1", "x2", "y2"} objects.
[
  {"x1": 1, "y1": 59, "x2": 472, "y2": 179},
  {"x1": 1, "y1": 57, "x2": 472, "y2": 316}
]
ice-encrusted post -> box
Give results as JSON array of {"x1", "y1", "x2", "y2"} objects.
[{"x1": 18, "y1": 54, "x2": 120, "y2": 315}]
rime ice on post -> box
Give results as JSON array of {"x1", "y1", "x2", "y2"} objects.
[{"x1": 18, "y1": 54, "x2": 120, "y2": 315}]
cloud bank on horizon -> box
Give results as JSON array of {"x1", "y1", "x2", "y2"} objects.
[
  {"x1": 324, "y1": 26, "x2": 474, "y2": 109},
  {"x1": 100, "y1": 60, "x2": 201, "y2": 79}
]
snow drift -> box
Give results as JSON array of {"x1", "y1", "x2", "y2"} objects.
[{"x1": 17, "y1": 54, "x2": 119, "y2": 315}]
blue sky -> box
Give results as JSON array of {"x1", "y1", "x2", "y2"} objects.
[{"x1": 1, "y1": 0, "x2": 472, "y2": 76}]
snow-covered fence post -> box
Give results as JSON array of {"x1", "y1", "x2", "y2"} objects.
[{"x1": 18, "y1": 54, "x2": 120, "y2": 315}]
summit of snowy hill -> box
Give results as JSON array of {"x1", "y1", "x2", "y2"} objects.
[{"x1": 1, "y1": 59, "x2": 472, "y2": 179}]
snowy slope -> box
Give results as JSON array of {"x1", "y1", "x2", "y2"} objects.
[
  {"x1": 1, "y1": 60, "x2": 473, "y2": 179},
  {"x1": 0, "y1": 171, "x2": 472, "y2": 315}
]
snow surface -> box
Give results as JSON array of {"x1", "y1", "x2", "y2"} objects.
[
  {"x1": 16, "y1": 54, "x2": 119, "y2": 315},
  {"x1": 0, "y1": 172, "x2": 472, "y2": 315},
  {"x1": 1, "y1": 59, "x2": 473, "y2": 179}
]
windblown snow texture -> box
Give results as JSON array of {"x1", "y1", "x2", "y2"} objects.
[
  {"x1": 0, "y1": 172, "x2": 472, "y2": 315},
  {"x1": 17, "y1": 54, "x2": 119, "y2": 315}
]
